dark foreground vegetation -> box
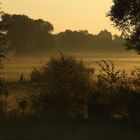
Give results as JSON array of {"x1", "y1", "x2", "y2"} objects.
[
  {"x1": 0, "y1": 119, "x2": 139, "y2": 140},
  {"x1": 0, "y1": 54, "x2": 140, "y2": 139}
]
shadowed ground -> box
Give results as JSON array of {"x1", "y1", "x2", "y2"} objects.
[{"x1": 0, "y1": 120, "x2": 140, "y2": 140}]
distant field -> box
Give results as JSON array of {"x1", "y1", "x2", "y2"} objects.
[{"x1": 1, "y1": 53, "x2": 140, "y2": 81}]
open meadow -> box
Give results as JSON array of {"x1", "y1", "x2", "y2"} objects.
[{"x1": 2, "y1": 53, "x2": 140, "y2": 81}]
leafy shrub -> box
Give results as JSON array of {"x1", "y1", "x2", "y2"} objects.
[
  {"x1": 16, "y1": 96, "x2": 29, "y2": 117},
  {"x1": 30, "y1": 54, "x2": 94, "y2": 119},
  {"x1": 88, "y1": 60, "x2": 132, "y2": 120},
  {"x1": 0, "y1": 79, "x2": 9, "y2": 118}
]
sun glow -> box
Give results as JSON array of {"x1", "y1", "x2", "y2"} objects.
[{"x1": 1, "y1": 0, "x2": 119, "y2": 35}]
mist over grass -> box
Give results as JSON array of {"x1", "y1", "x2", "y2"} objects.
[
  {"x1": 1, "y1": 54, "x2": 140, "y2": 121},
  {"x1": 1, "y1": 54, "x2": 140, "y2": 139}
]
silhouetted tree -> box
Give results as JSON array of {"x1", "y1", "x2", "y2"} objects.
[
  {"x1": 0, "y1": 9, "x2": 9, "y2": 118},
  {"x1": 16, "y1": 96, "x2": 29, "y2": 117},
  {"x1": 1, "y1": 14, "x2": 54, "y2": 55},
  {"x1": 108, "y1": 0, "x2": 140, "y2": 53},
  {"x1": 0, "y1": 13, "x2": 126, "y2": 55},
  {"x1": 30, "y1": 54, "x2": 93, "y2": 119},
  {"x1": 0, "y1": 12, "x2": 8, "y2": 61},
  {"x1": 88, "y1": 60, "x2": 133, "y2": 120},
  {"x1": 97, "y1": 29, "x2": 112, "y2": 40},
  {"x1": 54, "y1": 29, "x2": 124, "y2": 53}
]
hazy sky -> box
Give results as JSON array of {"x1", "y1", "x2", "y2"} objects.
[{"x1": 1, "y1": 0, "x2": 120, "y2": 35}]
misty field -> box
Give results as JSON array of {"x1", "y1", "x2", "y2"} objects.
[
  {"x1": 1, "y1": 53, "x2": 140, "y2": 140},
  {"x1": 2, "y1": 53, "x2": 140, "y2": 81},
  {"x1": 3, "y1": 53, "x2": 140, "y2": 112}
]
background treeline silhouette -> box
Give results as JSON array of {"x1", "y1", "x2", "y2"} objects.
[{"x1": 1, "y1": 14, "x2": 125, "y2": 56}]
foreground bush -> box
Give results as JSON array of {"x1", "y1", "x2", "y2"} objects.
[
  {"x1": 88, "y1": 60, "x2": 132, "y2": 120},
  {"x1": 30, "y1": 54, "x2": 94, "y2": 119}
]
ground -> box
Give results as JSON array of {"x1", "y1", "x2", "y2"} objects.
[{"x1": 0, "y1": 120, "x2": 140, "y2": 140}]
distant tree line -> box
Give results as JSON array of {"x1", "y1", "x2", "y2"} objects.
[
  {"x1": 1, "y1": 14, "x2": 54, "y2": 55},
  {"x1": 0, "y1": 14, "x2": 125, "y2": 56}
]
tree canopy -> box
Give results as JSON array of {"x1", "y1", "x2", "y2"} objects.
[
  {"x1": 108, "y1": 0, "x2": 140, "y2": 53},
  {"x1": 0, "y1": 12, "x2": 8, "y2": 59},
  {"x1": 1, "y1": 14, "x2": 54, "y2": 55},
  {"x1": 0, "y1": 13, "x2": 125, "y2": 55}
]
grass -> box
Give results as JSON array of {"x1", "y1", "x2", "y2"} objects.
[
  {"x1": 0, "y1": 120, "x2": 139, "y2": 140},
  {"x1": 1, "y1": 57, "x2": 140, "y2": 140}
]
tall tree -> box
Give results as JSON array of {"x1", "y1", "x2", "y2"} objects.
[
  {"x1": 1, "y1": 14, "x2": 54, "y2": 55},
  {"x1": 0, "y1": 9, "x2": 9, "y2": 97},
  {"x1": 108, "y1": 0, "x2": 140, "y2": 53},
  {"x1": 0, "y1": 12, "x2": 8, "y2": 59}
]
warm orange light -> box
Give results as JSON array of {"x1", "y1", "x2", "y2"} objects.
[{"x1": 1, "y1": 0, "x2": 119, "y2": 35}]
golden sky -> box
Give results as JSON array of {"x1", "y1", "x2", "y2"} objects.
[{"x1": 1, "y1": 0, "x2": 120, "y2": 35}]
